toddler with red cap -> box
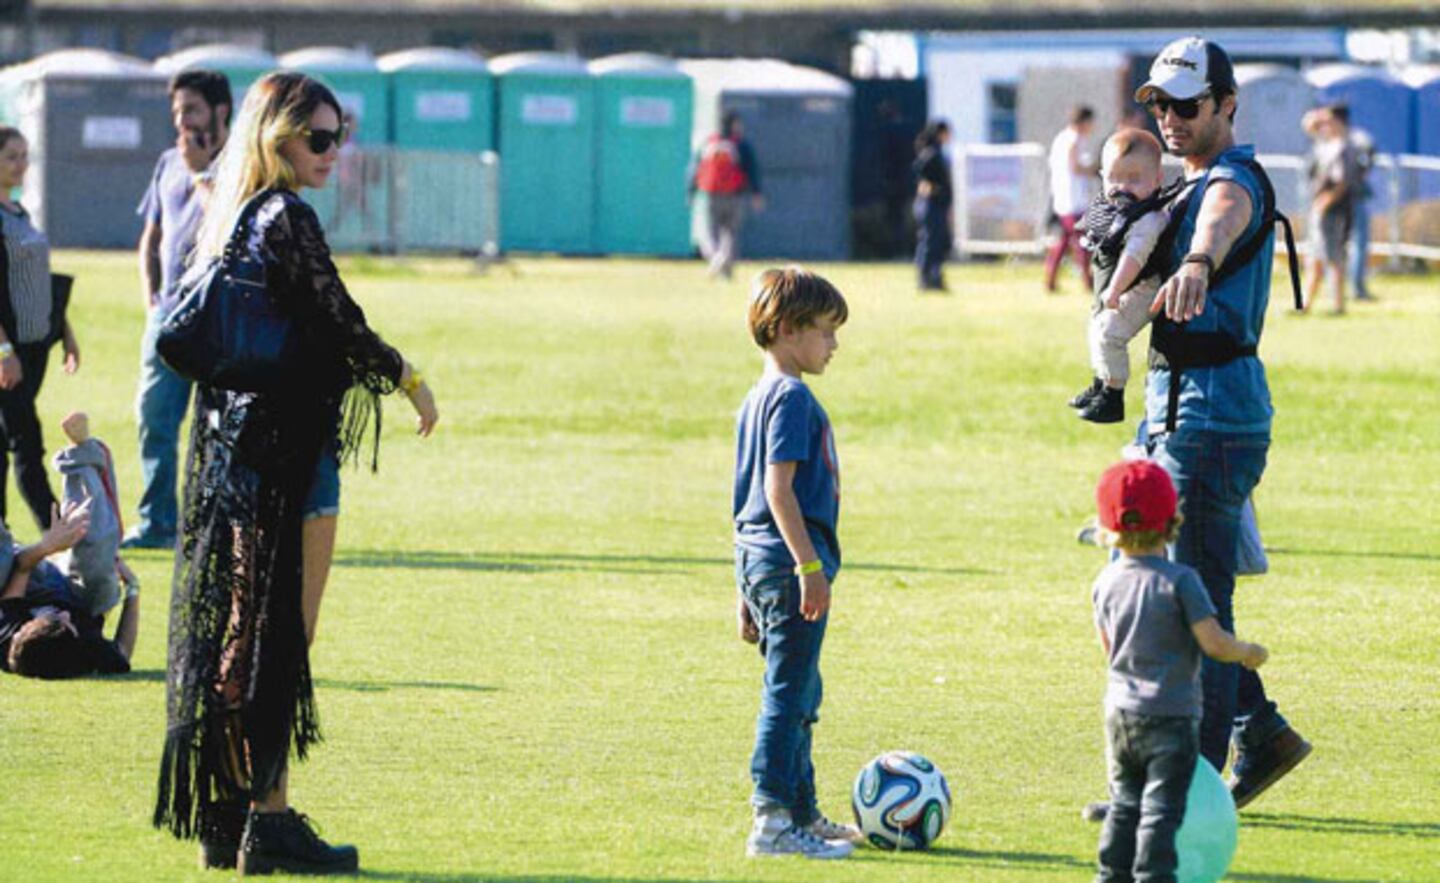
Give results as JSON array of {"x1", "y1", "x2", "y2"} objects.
[{"x1": 1090, "y1": 460, "x2": 1267, "y2": 883}]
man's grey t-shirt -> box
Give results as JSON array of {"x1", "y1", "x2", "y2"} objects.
[
  {"x1": 137, "y1": 148, "x2": 205, "y2": 314},
  {"x1": 1092, "y1": 555, "x2": 1217, "y2": 718}
]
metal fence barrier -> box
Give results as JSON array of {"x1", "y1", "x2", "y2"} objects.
[
  {"x1": 954, "y1": 144, "x2": 1440, "y2": 264},
  {"x1": 304, "y1": 148, "x2": 500, "y2": 256}
]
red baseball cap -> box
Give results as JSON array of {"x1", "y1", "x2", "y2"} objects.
[{"x1": 1096, "y1": 460, "x2": 1177, "y2": 533}]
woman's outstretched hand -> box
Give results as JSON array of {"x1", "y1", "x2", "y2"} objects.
[{"x1": 407, "y1": 382, "x2": 438, "y2": 436}]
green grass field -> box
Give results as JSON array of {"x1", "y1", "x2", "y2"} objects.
[{"x1": 0, "y1": 252, "x2": 1436, "y2": 882}]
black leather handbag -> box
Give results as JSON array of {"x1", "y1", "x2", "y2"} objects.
[{"x1": 157, "y1": 190, "x2": 299, "y2": 393}]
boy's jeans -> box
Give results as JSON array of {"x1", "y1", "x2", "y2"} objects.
[
  {"x1": 134, "y1": 307, "x2": 193, "y2": 541},
  {"x1": 1151, "y1": 429, "x2": 1286, "y2": 768},
  {"x1": 736, "y1": 547, "x2": 827, "y2": 826},
  {"x1": 1097, "y1": 709, "x2": 1199, "y2": 883}
]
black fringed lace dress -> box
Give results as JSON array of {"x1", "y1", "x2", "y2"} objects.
[{"x1": 154, "y1": 190, "x2": 403, "y2": 839}]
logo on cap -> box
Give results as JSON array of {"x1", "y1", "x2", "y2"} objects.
[{"x1": 1162, "y1": 56, "x2": 1199, "y2": 71}]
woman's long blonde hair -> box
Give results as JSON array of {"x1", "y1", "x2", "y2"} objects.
[{"x1": 194, "y1": 71, "x2": 341, "y2": 259}]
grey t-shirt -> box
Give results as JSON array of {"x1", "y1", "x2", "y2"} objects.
[{"x1": 1092, "y1": 554, "x2": 1217, "y2": 718}]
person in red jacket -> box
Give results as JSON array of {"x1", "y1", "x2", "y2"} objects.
[{"x1": 689, "y1": 112, "x2": 764, "y2": 280}]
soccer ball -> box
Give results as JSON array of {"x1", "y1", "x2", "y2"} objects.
[{"x1": 851, "y1": 751, "x2": 952, "y2": 850}]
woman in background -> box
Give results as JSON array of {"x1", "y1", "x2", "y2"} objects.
[{"x1": 912, "y1": 120, "x2": 953, "y2": 292}]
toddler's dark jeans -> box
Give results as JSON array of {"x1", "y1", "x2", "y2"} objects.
[{"x1": 1097, "y1": 708, "x2": 1199, "y2": 883}]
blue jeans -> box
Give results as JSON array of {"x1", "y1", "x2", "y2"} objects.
[
  {"x1": 736, "y1": 548, "x2": 827, "y2": 825},
  {"x1": 1150, "y1": 429, "x2": 1284, "y2": 768},
  {"x1": 1347, "y1": 199, "x2": 1371, "y2": 297},
  {"x1": 134, "y1": 308, "x2": 193, "y2": 540},
  {"x1": 1097, "y1": 709, "x2": 1199, "y2": 883},
  {"x1": 914, "y1": 196, "x2": 950, "y2": 289}
]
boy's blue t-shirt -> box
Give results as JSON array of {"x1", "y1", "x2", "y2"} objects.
[
  {"x1": 1146, "y1": 144, "x2": 1275, "y2": 435},
  {"x1": 733, "y1": 372, "x2": 841, "y2": 579}
]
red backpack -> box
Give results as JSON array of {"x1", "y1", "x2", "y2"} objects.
[{"x1": 695, "y1": 135, "x2": 749, "y2": 195}]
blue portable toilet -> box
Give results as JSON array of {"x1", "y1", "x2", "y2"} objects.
[
  {"x1": 680, "y1": 58, "x2": 853, "y2": 261},
  {"x1": 589, "y1": 53, "x2": 692, "y2": 257},
  {"x1": 378, "y1": 47, "x2": 494, "y2": 151},
  {"x1": 279, "y1": 47, "x2": 389, "y2": 145},
  {"x1": 154, "y1": 44, "x2": 278, "y2": 109},
  {"x1": 1305, "y1": 64, "x2": 1411, "y2": 155},
  {"x1": 1404, "y1": 65, "x2": 1440, "y2": 156},
  {"x1": 492, "y1": 52, "x2": 596, "y2": 254}
]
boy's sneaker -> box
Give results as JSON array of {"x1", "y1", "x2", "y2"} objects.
[
  {"x1": 197, "y1": 801, "x2": 247, "y2": 870},
  {"x1": 1068, "y1": 377, "x2": 1104, "y2": 409},
  {"x1": 747, "y1": 811, "x2": 853, "y2": 860},
  {"x1": 1229, "y1": 727, "x2": 1313, "y2": 809},
  {"x1": 805, "y1": 814, "x2": 864, "y2": 843},
  {"x1": 1078, "y1": 387, "x2": 1124, "y2": 424},
  {"x1": 1081, "y1": 801, "x2": 1109, "y2": 823},
  {"x1": 238, "y1": 808, "x2": 358, "y2": 876}
]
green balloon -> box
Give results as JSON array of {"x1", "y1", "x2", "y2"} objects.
[{"x1": 1176, "y1": 758, "x2": 1238, "y2": 883}]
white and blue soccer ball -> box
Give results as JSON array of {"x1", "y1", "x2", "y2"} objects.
[{"x1": 851, "y1": 750, "x2": 952, "y2": 850}]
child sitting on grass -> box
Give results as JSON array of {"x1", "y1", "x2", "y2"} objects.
[
  {"x1": 1090, "y1": 460, "x2": 1267, "y2": 881},
  {"x1": 1069, "y1": 129, "x2": 1178, "y2": 424},
  {"x1": 52, "y1": 411, "x2": 133, "y2": 616},
  {"x1": 733, "y1": 267, "x2": 858, "y2": 860}
]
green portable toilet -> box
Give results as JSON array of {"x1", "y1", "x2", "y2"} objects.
[
  {"x1": 278, "y1": 47, "x2": 388, "y2": 145},
  {"x1": 378, "y1": 47, "x2": 494, "y2": 151},
  {"x1": 154, "y1": 44, "x2": 278, "y2": 109},
  {"x1": 492, "y1": 52, "x2": 595, "y2": 254},
  {"x1": 589, "y1": 53, "x2": 692, "y2": 257}
]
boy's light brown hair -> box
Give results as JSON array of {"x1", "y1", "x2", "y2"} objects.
[
  {"x1": 1102, "y1": 127, "x2": 1164, "y2": 171},
  {"x1": 1101, "y1": 513, "x2": 1185, "y2": 553},
  {"x1": 747, "y1": 266, "x2": 848, "y2": 349}
]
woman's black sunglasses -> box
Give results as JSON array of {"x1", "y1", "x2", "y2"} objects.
[
  {"x1": 301, "y1": 125, "x2": 348, "y2": 154},
  {"x1": 1145, "y1": 92, "x2": 1212, "y2": 121}
]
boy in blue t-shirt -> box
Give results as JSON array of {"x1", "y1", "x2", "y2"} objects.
[
  {"x1": 733, "y1": 267, "x2": 856, "y2": 860},
  {"x1": 1090, "y1": 460, "x2": 1268, "y2": 882}
]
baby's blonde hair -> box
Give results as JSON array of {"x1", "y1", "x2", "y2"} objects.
[
  {"x1": 194, "y1": 72, "x2": 341, "y2": 259},
  {"x1": 1101, "y1": 127, "x2": 1164, "y2": 176},
  {"x1": 1101, "y1": 513, "x2": 1185, "y2": 553}
]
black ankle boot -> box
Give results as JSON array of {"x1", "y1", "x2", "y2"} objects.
[
  {"x1": 238, "y1": 808, "x2": 359, "y2": 876},
  {"x1": 1078, "y1": 386, "x2": 1124, "y2": 424},
  {"x1": 1068, "y1": 377, "x2": 1103, "y2": 409},
  {"x1": 198, "y1": 801, "x2": 247, "y2": 870}
]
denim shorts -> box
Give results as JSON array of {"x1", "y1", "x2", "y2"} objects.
[{"x1": 301, "y1": 446, "x2": 341, "y2": 519}]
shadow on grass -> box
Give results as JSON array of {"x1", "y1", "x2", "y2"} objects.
[
  {"x1": 1267, "y1": 546, "x2": 1440, "y2": 564},
  {"x1": 358, "y1": 876, "x2": 753, "y2": 883},
  {"x1": 336, "y1": 549, "x2": 988, "y2": 577},
  {"x1": 1229, "y1": 874, "x2": 1386, "y2": 883},
  {"x1": 850, "y1": 844, "x2": 1091, "y2": 872},
  {"x1": 1244, "y1": 811, "x2": 1440, "y2": 839},
  {"x1": 100, "y1": 670, "x2": 493, "y2": 694}
]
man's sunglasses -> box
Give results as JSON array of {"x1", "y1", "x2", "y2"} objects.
[
  {"x1": 300, "y1": 125, "x2": 348, "y2": 154},
  {"x1": 1145, "y1": 92, "x2": 1212, "y2": 121}
]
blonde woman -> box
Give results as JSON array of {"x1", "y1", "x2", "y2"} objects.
[{"x1": 153, "y1": 72, "x2": 437, "y2": 876}]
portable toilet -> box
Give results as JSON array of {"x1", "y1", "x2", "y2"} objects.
[
  {"x1": 589, "y1": 53, "x2": 692, "y2": 257},
  {"x1": 1234, "y1": 64, "x2": 1316, "y2": 156},
  {"x1": 279, "y1": 47, "x2": 388, "y2": 145},
  {"x1": 154, "y1": 43, "x2": 278, "y2": 109},
  {"x1": 1402, "y1": 65, "x2": 1440, "y2": 199},
  {"x1": 1305, "y1": 64, "x2": 1411, "y2": 155},
  {"x1": 1404, "y1": 65, "x2": 1440, "y2": 156},
  {"x1": 378, "y1": 47, "x2": 494, "y2": 150},
  {"x1": 681, "y1": 58, "x2": 853, "y2": 261},
  {"x1": 0, "y1": 50, "x2": 170, "y2": 248},
  {"x1": 492, "y1": 52, "x2": 596, "y2": 254}
]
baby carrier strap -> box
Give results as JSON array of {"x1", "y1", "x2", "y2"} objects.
[{"x1": 1149, "y1": 156, "x2": 1301, "y2": 433}]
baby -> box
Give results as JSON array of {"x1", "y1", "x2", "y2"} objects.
[
  {"x1": 52, "y1": 412, "x2": 134, "y2": 616},
  {"x1": 1068, "y1": 128, "x2": 1177, "y2": 424}
]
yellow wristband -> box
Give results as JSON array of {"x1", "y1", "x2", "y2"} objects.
[
  {"x1": 402, "y1": 369, "x2": 424, "y2": 394},
  {"x1": 794, "y1": 560, "x2": 822, "y2": 576}
]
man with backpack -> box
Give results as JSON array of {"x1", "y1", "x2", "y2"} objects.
[
  {"x1": 689, "y1": 112, "x2": 763, "y2": 280},
  {"x1": 1134, "y1": 36, "x2": 1310, "y2": 810}
]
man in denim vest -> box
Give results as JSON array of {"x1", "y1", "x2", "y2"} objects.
[{"x1": 1135, "y1": 36, "x2": 1311, "y2": 811}]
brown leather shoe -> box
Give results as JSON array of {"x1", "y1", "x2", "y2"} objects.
[{"x1": 1229, "y1": 727, "x2": 1312, "y2": 809}]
